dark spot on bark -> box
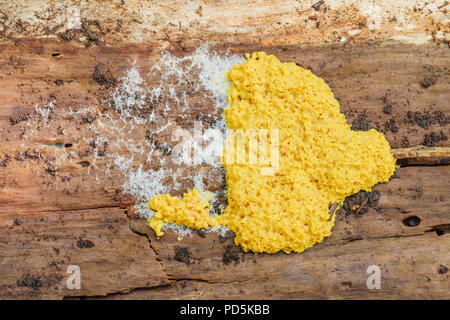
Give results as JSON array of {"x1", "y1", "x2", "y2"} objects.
[
  {"x1": 113, "y1": 188, "x2": 128, "y2": 202},
  {"x1": 60, "y1": 175, "x2": 71, "y2": 182},
  {"x1": 54, "y1": 79, "x2": 64, "y2": 86},
  {"x1": 16, "y1": 150, "x2": 42, "y2": 162},
  {"x1": 382, "y1": 105, "x2": 393, "y2": 115},
  {"x1": 403, "y1": 216, "x2": 421, "y2": 227},
  {"x1": 8, "y1": 55, "x2": 25, "y2": 69},
  {"x1": 145, "y1": 132, "x2": 172, "y2": 155},
  {"x1": 428, "y1": 224, "x2": 450, "y2": 236},
  {"x1": 152, "y1": 140, "x2": 172, "y2": 156},
  {"x1": 351, "y1": 113, "x2": 372, "y2": 131},
  {"x1": 174, "y1": 247, "x2": 192, "y2": 265},
  {"x1": 82, "y1": 113, "x2": 97, "y2": 124},
  {"x1": 17, "y1": 274, "x2": 42, "y2": 290},
  {"x1": 196, "y1": 229, "x2": 207, "y2": 238},
  {"x1": 406, "y1": 111, "x2": 432, "y2": 129},
  {"x1": 45, "y1": 162, "x2": 58, "y2": 176},
  {"x1": 410, "y1": 187, "x2": 423, "y2": 200},
  {"x1": 57, "y1": 126, "x2": 65, "y2": 135},
  {"x1": 145, "y1": 130, "x2": 153, "y2": 141},
  {"x1": 223, "y1": 245, "x2": 240, "y2": 265},
  {"x1": 391, "y1": 169, "x2": 400, "y2": 179},
  {"x1": 9, "y1": 114, "x2": 30, "y2": 126},
  {"x1": 59, "y1": 29, "x2": 78, "y2": 41},
  {"x1": 406, "y1": 110, "x2": 448, "y2": 129},
  {"x1": 77, "y1": 239, "x2": 94, "y2": 248},
  {"x1": 78, "y1": 149, "x2": 91, "y2": 158},
  {"x1": 341, "y1": 190, "x2": 381, "y2": 216},
  {"x1": 438, "y1": 265, "x2": 448, "y2": 274},
  {"x1": 423, "y1": 131, "x2": 448, "y2": 147},
  {"x1": 401, "y1": 136, "x2": 410, "y2": 148},
  {"x1": 42, "y1": 273, "x2": 63, "y2": 287},
  {"x1": 59, "y1": 19, "x2": 107, "y2": 47},
  {"x1": 196, "y1": 114, "x2": 217, "y2": 126},
  {"x1": 433, "y1": 110, "x2": 449, "y2": 126},
  {"x1": 210, "y1": 190, "x2": 228, "y2": 216},
  {"x1": 218, "y1": 230, "x2": 236, "y2": 243},
  {"x1": 93, "y1": 63, "x2": 116, "y2": 86},
  {"x1": 13, "y1": 219, "x2": 22, "y2": 226},
  {"x1": 312, "y1": 0, "x2": 324, "y2": 11},
  {"x1": 384, "y1": 119, "x2": 399, "y2": 133},
  {"x1": 420, "y1": 77, "x2": 437, "y2": 89},
  {"x1": 1, "y1": 154, "x2": 11, "y2": 167}
]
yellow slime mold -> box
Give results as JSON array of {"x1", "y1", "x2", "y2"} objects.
[{"x1": 148, "y1": 51, "x2": 396, "y2": 253}]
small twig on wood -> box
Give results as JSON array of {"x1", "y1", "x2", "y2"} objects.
[
  {"x1": 355, "y1": 197, "x2": 369, "y2": 215},
  {"x1": 391, "y1": 146, "x2": 450, "y2": 159}
]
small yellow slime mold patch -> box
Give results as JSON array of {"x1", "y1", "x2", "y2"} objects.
[
  {"x1": 148, "y1": 52, "x2": 396, "y2": 253},
  {"x1": 148, "y1": 189, "x2": 215, "y2": 237}
]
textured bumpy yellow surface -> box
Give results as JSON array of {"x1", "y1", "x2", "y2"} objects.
[
  {"x1": 148, "y1": 51, "x2": 396, "y2": 253},
  {"x1": 148, "y1": 189, "x2": 215, "y2": 237}
]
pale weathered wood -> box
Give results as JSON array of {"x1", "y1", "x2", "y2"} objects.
[{"x1": 0, "y1": 1, "x2": 447, "y2": 49}]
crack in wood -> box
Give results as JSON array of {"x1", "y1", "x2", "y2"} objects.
[{"x1": 122, "y1": 210, "x2": 171, "y2": 283}]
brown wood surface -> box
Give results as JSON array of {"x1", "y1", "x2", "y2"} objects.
[{"x1": 0, "y1": 1, "x2": 449, "y2": 299}]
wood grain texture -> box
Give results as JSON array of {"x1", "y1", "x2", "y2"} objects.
[
  {"x1": 95, "y1": 233, "x2": 449, "y2": 300},
  {"x1": 0, "y1": 0, "x2": 449, "y2": 299},
  {"x1": 0, "y1": 208, "x2": 168, "y2": 299}
]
